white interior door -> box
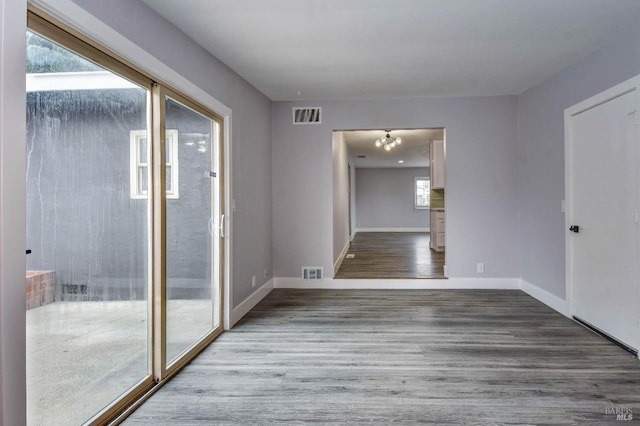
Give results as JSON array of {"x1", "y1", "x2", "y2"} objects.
[{"x1": 570, "y1": 88, "x2": 639, "y2": 351}]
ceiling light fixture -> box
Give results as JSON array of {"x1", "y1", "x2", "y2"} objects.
[{"x1": 375, "y1": 130, "x2": 402, "y2": 151}]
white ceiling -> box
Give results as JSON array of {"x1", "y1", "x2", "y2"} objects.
[
  {"x1": 142, "y1": 0, "x2": 640, "y2": 101},
  {"x1": 342, "y1": 128, "x2": 443, "y2": 168}
]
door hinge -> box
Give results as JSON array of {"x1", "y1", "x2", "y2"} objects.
[{"x1": 635, "y1": 209, "x2": 639, "y2": 224}]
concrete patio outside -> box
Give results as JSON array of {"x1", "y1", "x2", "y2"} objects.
[{"x1": 26, "y1": 299, "x2": 212, "y2": 426}]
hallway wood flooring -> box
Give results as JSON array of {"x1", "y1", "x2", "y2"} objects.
[
  {"x1": 334, "y1": 232, "x2": 445, "y2": 279},
  {"x1": 124, "y1": 289, "x2": 640, "y2": 425}
]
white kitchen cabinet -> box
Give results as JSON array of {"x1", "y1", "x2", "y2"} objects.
[
  {"x1": 430, "y1": 208, "x2": 445, "y2": 252},
  {"x1": 430, "y1": 140, "x2": 445, "y2": 189}
]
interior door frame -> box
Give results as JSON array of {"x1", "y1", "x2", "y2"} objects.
[
  {"x1": 564, "y1": 73, "x2": 640, "y2": 358},
  {"x1": 331, "y1": 128, "x2": 447, "y2": 279}
]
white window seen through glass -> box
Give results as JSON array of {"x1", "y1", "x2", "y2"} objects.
[
  {"x1": 130, "y1": 129, "x2": 179, "y2": 199},
  {"x1": 415, "y1": 177, "x2": 430, "y2": 209}
]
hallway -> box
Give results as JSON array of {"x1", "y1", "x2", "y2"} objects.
[{"x1": 334, "y1": 232, "x2": 445, "y2": 279}]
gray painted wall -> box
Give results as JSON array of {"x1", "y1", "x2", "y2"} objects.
[
  {"x1": 332, "y1": 132, "x2": 350, "y2": 267},
  {"x1": 517, "y1": 25, "x2": 640, "y2": 299},
  {"x1": 356, "y1": 168, "x2": 429, "y2": 229},
  {"x1": 70, "y1": 0, "x2": 273, "y2": 307},
  {"x1": 1, "y1": 0, "x2": 27, "y2": 423},
  {"x1": 273, "y1": 96, "x2": 519, "y2": 278}
]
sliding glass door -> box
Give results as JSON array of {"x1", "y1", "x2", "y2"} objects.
[
  {"x1": 25, "y1": 29, "x2": 152, "y2": 426},
  {"x1": 164, "y1": 94, "x2": 222, "y2": 366},
  {"x1": 25, "y1": 12, "x2": 225, "y2": 425}
]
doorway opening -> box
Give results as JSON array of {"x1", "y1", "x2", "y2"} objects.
[{"x1": 332, "y1": 128, "x2": 446, "y2": 279}]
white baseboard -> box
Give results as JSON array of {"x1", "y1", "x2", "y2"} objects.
[
  {"x1": 519, "y1": 279, "x2": 570, "y2": 317},
  {"x1": 229, "y1": 279, "x2": 273, "y2": 329},
  {"x1": 333, "y1": 240, "x2": 351, "y2": 275},
  {"x1": 356, "y1": 227, "x2": 430, "y2": 233},
  {"x1": 273, "y1": 277, "x2": 520, "y2": 290}
]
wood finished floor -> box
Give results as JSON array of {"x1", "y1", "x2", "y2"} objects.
[
  {"x1": 334, "y1": 232, "x2": 445, "y2": 279},
  {"x1": 125, "y1": 290, "x2": 640, "y2": 425}
]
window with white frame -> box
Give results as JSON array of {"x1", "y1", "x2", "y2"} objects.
[
  {"x1": 414, "y1": 176, "x2": 430, "y2": 209},
  {"x1": 130, "y1": 129, "x2": 179, "y2": 199}
]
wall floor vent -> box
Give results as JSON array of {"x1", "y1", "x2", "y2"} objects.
[
  {"x1": 293, "y1": 107, "x2": 321, "y2": 124},
  {"x1": 302, "y1": 266, "x2": 323, "y2": 280}
]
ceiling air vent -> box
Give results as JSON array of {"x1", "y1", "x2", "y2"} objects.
[
  {"x1": 293, "y1": 107, "x2": 321, "y2": 124},
  {"x1": 302, "y1": 266, "x2": 323, "y2": 280}
]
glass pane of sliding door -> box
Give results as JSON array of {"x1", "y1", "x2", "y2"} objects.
[
  {"x1": 165, "y1": 95, "x2": 221, "y2": 365},
  {"x1": 25, "y1": 31, "x2": 151, "y2": 425}
]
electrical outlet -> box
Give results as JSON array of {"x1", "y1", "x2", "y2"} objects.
[
  {"x1": 477, "y1": 263, "x2": 484, "y2": 274},
  {"x1": 251, "y1": 275, "x2": 256, "y2": 288},
  {"x1": 264, "y1": 268, "x2": 268, "y2": 279}
]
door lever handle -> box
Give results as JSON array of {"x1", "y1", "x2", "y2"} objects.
[{"x1": 569, "y1": 225, "x2": 580, "y2": 233}]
